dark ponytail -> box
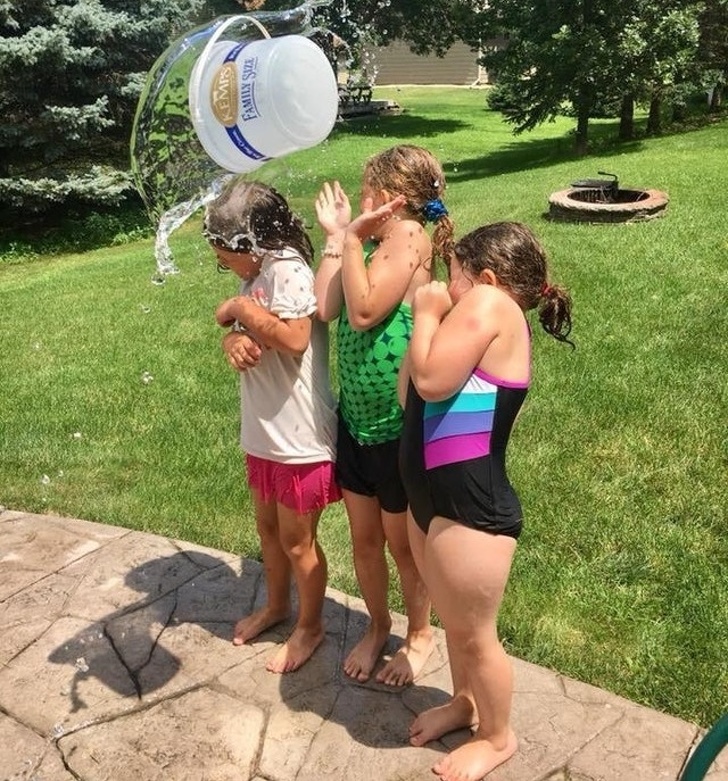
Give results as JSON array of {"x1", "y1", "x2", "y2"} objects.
[{"x1": 538, "y1": 283, "x2": 574, "y2": 348}]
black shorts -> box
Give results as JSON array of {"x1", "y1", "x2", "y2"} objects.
[{"x1": 335, "y1": 414, "x2": 408, "y2": 514}]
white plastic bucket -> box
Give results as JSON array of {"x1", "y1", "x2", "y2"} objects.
[{"x1": 188, "y1": 22, "x2": 339, "y2": 173}]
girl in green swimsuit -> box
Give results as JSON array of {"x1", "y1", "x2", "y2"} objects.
[{"x1": 315, "y1": 145, "x2": 454, "y2": 686}]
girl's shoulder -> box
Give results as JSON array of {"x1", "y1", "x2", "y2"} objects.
[
  {"x1": 388, "y1": 217, "x2": 430, "y2": 242},
  {"x1": 455, "y1": 284, "x2": 523, "y2": 331},
  {"x1": 372, "y1": 218, "x2": 431, "y2": 267},
  {"x1": 265, "y1": 247, "x2": 308, "y2": 265},
  {"x1": 459, "y1": 282, "x2": 513, "y2": 310},
  {"x1": 263, "y1": 248, "x2": 313, "y2": 276}
]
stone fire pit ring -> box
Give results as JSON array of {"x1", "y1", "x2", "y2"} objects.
[{"x1": 548, "y1": 187, "x2": 669, "y2": 223}]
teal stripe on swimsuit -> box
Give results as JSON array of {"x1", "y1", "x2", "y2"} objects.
[{"x1": 423, "y1": 390, "x2": 496, "y2": 419}]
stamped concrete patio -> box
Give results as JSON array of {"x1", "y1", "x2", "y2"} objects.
[{"x1": 1, "y1": 509, "x2": 725, "y2": 781}]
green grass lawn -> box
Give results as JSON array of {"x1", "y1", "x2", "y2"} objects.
[{"x1": 1, "y1": 87, "x2": 726, "y2": 727}]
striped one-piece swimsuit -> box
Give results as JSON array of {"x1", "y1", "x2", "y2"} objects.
[{"x1": 400, "y1": 369, "x2": 528, "y2": 538}]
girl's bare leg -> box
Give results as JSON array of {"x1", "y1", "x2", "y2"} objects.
[
  {"x1": 342, "y1": 489, "x2": 392, "y2": 681},
  {"x1": 376, "y1": 510, "x2": 433, "y2": 686},
  {"x1": 233, "y1": 491, "x2": 291, "y2": 645},
  {"x1": 409, "y1": 630, "x2": 478, "y2": 745},
  {"x1": 407, "y1": 513, "x2": 477, "y2": 745},
  {"x1": 426, "y1": 516, "x2": 518, "y2": 781},
  {"x1": 265, "y1": 505, "x2": 327, "y2": 673}
]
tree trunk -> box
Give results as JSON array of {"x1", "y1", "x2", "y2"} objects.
[
  {"x1": 575, "y1": 102, "x2": 590, "y2": 156},
  {"x1": 647, "y1": 94, "x2": 662, "y2": 135},
  {"x1": 709, "y1": 83, "x2": 723, "y2": 112},
  {"x1": 619, "y1": 94, "x2": 634, "y2": 140}
]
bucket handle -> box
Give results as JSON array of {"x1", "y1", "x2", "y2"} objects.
[{"x1": 190, "y1": 14, "x2": 271, "y2": 105}]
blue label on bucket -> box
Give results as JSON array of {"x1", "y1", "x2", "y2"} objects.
[
  {"x1": 224, "y1": 41, "x2": 248, "y2": 63},
  {"x1": 221, "y1": 41, "x2": 268, "y2": 162},
  {"x1": 225, "y1": 125, "x2": 268, "y2": 161}
]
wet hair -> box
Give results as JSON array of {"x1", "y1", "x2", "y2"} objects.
[
  {"x1": 364, "y1": 144, "x2": 455, "y2": 265},
  {"x1": 203, "y1": 178, "x2": 314, "y2": 265},
  {"x1": 454, "y1": 222, "x2": 574, "y2": 346}
]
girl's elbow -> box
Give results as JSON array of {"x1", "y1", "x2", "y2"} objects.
[
  {"x1": 288, "y1": 335, "x2": 310, "y2": 356},
  {"x1": 413, "y1": 376, "x2": 451, "y2": 402},
  {"x1": 348, "y1": 311, "x2": 377, "y2": 331},
  {"x1": 316, "y1": 303, "x2": 336, "y2": 323}
]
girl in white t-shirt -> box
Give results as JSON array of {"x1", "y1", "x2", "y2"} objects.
[{"x1": 204, "y1": 179, "x2": 341, "y2": 674}]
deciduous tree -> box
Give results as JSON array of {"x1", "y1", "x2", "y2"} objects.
[{"x1": 481, "y1": 0, "x2": 702, "y2": 152}]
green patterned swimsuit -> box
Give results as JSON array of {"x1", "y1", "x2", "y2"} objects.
[{"x1": 337, "y1": 242, "x2": 413, "y2": 445}]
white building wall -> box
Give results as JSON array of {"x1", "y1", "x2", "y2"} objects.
[{"x1": 364, "y1": 40, "x2": 492, "y2": 86}]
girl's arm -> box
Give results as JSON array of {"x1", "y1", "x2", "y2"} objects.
[
  {"x1": 314, "y1": 250, "x2": 344, "y2": 322},
  {"x1": 314, "y1": 181, "x2": 349, "y2": 321},
  {"x1": 409, "y1": 283, "x2": 498, "y2": 402},
  {"x1": 221, "y1": 331, "x2": 262, "y2": 372},
  {"x1": 216, "y1": 296, "x2": 311, "y2": 357},
  {"x1": 342, "y1": 197, "x2": 430, "y2": 331}
]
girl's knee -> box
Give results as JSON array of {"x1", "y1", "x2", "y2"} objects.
[
  {"x1": 444, "y1": 615, "x2": 499, "y2": 644},
  {"x1": 352, "y1": 544, "x2": 387, "y2": 573},
  {"x1": 386, "y1": 537, "x2": 415, "y2": 567},
  {"x1": 351, "y1": 527, "x2": 386, "y2": 557}
]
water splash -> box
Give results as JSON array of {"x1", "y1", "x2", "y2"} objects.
[{"x1": 130, "y1": 1, "x2": 336, "y2": 280}]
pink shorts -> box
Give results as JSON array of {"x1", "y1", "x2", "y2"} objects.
[{"x1": 246, "y1": 455, "x2": 342, "y2": 514}]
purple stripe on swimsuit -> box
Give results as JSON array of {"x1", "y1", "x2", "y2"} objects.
[
  {"x1": 424, "y1": 409, "x2": 495, "y2": 442},
  {"x1": 425, "y1": 431, "x2": 492, "y2": 470}
]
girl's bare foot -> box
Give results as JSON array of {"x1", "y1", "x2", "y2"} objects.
[
  {"x1": 409, "y1": 694, "x2": 477, "y2": 746},
  {"x1": 265, "y1": 625, "x2": 324, "y2": 673},
  {"x1": 376, "y1": 627, "x2": 434, "y2": 687},
  {"x1": 343, "y1": 623, "x2": 390, "y2": 682},
  {"x1": 433, "y1": 729, "x2": 517, "y2": 781},
  {"x1": 232, "y1": 605, "x2": 289, "y2": 646}
]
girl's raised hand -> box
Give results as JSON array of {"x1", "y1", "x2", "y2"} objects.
[
  {"x1": 315, "y1": 180, "x2": 351, "y2": 235},
  {"x1": 347, "y1": 194, "x2": 407, "y2": 240},
  {"x1": 413, "y1": 280, "x2": 453, "y2": 321}
]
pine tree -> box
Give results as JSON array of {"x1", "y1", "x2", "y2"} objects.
[{"x1": 0, "y1": 0, "x2": 206, "y2": 222}]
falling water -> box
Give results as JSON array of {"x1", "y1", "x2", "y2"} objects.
[
  {"x1": 130, "y1": 1, "x2": 400, "y2": 280},
  {"x1": 130, "y1": 1, "x2": 336, "y2": 280}
]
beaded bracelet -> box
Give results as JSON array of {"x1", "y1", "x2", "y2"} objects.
[{"x1": 321, "y1": 249, "x2": 343, "y2": 259}]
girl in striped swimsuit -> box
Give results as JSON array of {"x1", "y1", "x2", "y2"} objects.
[{"x1": 399, "y1": 222, "x2": 573, "y2": 781}]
